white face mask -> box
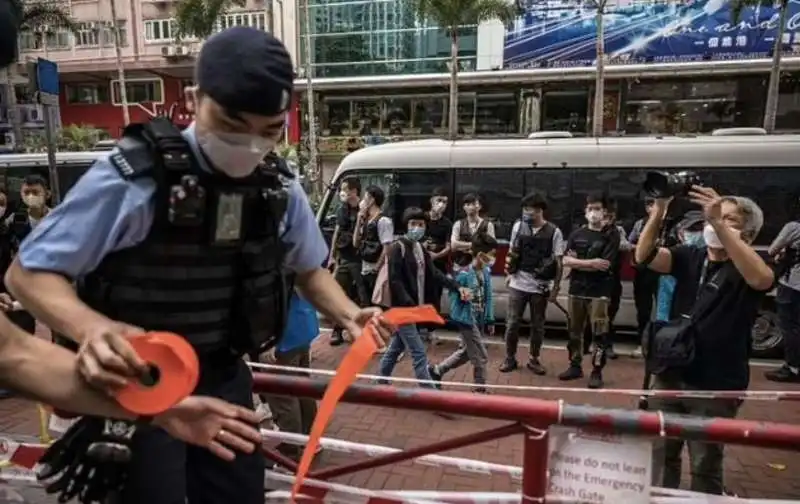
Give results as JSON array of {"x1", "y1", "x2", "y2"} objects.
[
  {"x1": 358, "y1": 198, "x2": 369, "y2": 211},
  {"x1": 197, "y1": 131, "x2": 274, "y2": 178},
  {"x1": 586, "y1": 210, "x2": 604, "y2": 225},
  {"x1": 703, "y1": 223, "x2": 741, "y2": 249},
  {"x1": 339, "y1": 191, "x2": 348, "y2": 202},
  {"x1": 23, "y1": 194, "x2": 45, "y2": 209}
]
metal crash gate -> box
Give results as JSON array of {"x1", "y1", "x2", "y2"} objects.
[
  {"x1": 252, "y1": 373, "x2": 800, "y2": 504},
  {"x1": 1, "y1": 374, "x2": 800, "y2": 503}
]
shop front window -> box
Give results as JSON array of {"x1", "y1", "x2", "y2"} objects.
[
  {"x1": 622, "y1": 79, "x2": 739, "y2": 135},
  {"x1": 352, "y1": 100, "x2": 381, "y2": 135},
  {"x1": 776, "y1": 72, "x2": 800, "y2": 131},
  {"x1": 475, "y1": 93, "x2": 519, "y2": 135},
  {"x1": 542, "y1": 91, "x2": 588, "y2": 133},
  {"x1": 456, "y1": 95, "x2": 476, "y2": 135},
  {"x1": 413, "y1": 98, "x2": 445, "y2": 134},
  {"x1": 385, "y1": 98, "x2": 411, "y2": 136}
]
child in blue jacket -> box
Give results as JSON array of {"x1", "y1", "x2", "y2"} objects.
[{"x1": 429, "y1": 234, "x2": 497, "y2": 393}]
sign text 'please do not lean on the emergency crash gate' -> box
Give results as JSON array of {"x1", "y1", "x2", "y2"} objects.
[{"x1": 547, "y1": 426, "x2": 652, "y2": 504}]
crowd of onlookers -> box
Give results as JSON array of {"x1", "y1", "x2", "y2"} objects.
[{"x1": 321, "y1": 174, "x2": 799, "y2": 496}]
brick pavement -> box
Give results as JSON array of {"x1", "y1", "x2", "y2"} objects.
[{"x1": 1, "y1": 330, "x2": 799, "y2": 502}]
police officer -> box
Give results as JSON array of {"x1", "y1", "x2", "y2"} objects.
[{"x1": 6, "y1": 27, "x2": 390, "y2": 504}]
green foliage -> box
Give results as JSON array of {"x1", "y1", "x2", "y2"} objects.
[
  {"x1": 410, "y1": 0, "x2": 517, "y2": 36},
  {"x1": 23, "y1": 124, "x2": 108, "y2": 153},
  {"x1": 174, "y1": 0, "x2": 246, "y2": 40},
  {"x1": 12, "y1": 0, "x2": 77, "y2": 31}
]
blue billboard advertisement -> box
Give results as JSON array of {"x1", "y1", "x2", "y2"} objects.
[{"x1": 504, "y1": 0, "x2": 800, "y2": 68}]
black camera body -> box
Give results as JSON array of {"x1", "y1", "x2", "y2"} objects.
[{"x1": 643, "y1": 171, "x2": 701, "y2": 198}]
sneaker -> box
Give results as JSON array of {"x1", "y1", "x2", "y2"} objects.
[
  {"x1": 765, "y1": 365, "x2": 800, "y2": 383},
  {"x1": 526, "y1": 359, "x2": 547, "y2": 376},
  {"x1": 558, "y1": 365, "x2": 584, "y2": 381},
  {"x1": 499, "y1": 359, "x2": 518, "y2": 373},
  {"x1": 428, "y1": 365, "x2": 443, "y2": 389},
  {"x1": 329, "y1": 330, "x2": 345, "y2": 346},
  {"x1": 606, "y1": 346, "x2": 618, "y2": 360},
  {"x1": 587, "y1": 369, "x2": 604, "y2": 389}
]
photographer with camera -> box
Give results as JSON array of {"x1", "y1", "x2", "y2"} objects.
[{"x1": 635, "y1": 173, "x2": 774, "y2": 495}]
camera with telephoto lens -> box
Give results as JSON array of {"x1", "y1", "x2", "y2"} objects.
[{"x1": 643, "y1": 171, "x2": 701, "y2": 199}]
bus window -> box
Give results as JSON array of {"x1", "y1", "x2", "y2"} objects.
[
  {"x1": 572, "y1": 169, "x2": 643, "y2": 233},
  {"x1": 524, "y1": 169, "x2": 573, "y2": 237},
  {"x1": 394, "y1": 170, "x2": 453, "y2": 230},
  {"x1": 2, "y1": 166, "x2": 49, "y2": 207},
  {"x1": 57, "y1": 162, "x2": 95, "y2": 197},
  {"x1": 694, "y1": 167, "x2": 800, "y2": 246},
  {"x1": 319, "y1": 171, "x2": 396, "y2": 245},
  {"x1": 454, "y1": 168, "x2": 524, "y2": 241}
]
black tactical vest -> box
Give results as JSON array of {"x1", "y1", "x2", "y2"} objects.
[
  {"x1": 359, "y1": 214, "x2": 382, "y2": 263},
  {"x1": 76, "y1": 118, "x2": 291, "y2": 356},
  {"x1": 335, "y1": 205, "x2": 358, "y2": 252},
  {"x1": 453, "y1": 218, "x2": 488, "y2": 266},
  {"x1": 516, "y1": 221, "x2": 556, "y2": 278}
]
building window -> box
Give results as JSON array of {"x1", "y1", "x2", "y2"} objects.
[
  {"x1": 46, "y1": 30, "x2": 71, "y2": 50},
  {"x1": 18, "y1": 31, "x2": 43, "y2": 51},
  {"x1": 66, "y1": 84, "x2": 110, "y2": 105},
  {"x1": 111, "y1": 79, "x2": 163, "y2": 105},
  {"x1": 144, "y1": 19, "x2": 176, "y2": 42},
  {"x1": 218, "y1": 12, "x2": 266, "y2": 31},
  {"x1": 101, "y1": 21, "x2": 128, "y2": 47},
  {"x1": 74, "y1": 22, "x2": 100, "y2": 47}
]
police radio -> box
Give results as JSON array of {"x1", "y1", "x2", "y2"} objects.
[{"x1": 168, "y1": 175, "x2": 206, "y2": 227}]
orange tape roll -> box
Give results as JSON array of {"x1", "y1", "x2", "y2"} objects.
[
  {"x1": 291, "y1": 305, "x2": 445, "y2": 500},
  {"x1": 115, "y1": 332, "x2": 200, "y2": 416}
]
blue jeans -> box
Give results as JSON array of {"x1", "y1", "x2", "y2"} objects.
[
  {"x1": 776, "y1": 284, "x2": 800, "y2": 368},
  {"x1": 378, "y1": 323, "x2": 434, "y2": 388}
]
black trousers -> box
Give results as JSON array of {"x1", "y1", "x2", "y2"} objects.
[
  {"x1": 633, "y1": 269, "x2": 660, "y2": 341},
  {"x1": 120, "y1": 357, "x2": 264, "y2": 504}
]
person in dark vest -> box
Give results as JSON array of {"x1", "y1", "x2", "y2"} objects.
[
  {"x1": 6, "y1": 27, "x2": 391, "y2": 504},
  {"x1": 560, "y1": 192, "x2": 620, "y2": 389},
  {"x1": 421, "y1": 187, "x2": 452, "y2": 344},
  {"x1": 500, "y1": 192, "x2": 564, "y2": 375},
  {"x1": 1, "y1": 175, "x2": 51, "y2": 335},
  {"x1": 327, "y1": 176, "x2": 363, "y2": 346},
  {"x1": 450, "y1": 193, "x2": 495, "y2": 270},
  {"x1": 354, "y1": 185, "x2": 394, "y2": 303}
]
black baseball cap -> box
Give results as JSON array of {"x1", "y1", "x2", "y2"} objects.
[{"x1": 195, "y1": 27, "x2": 294, "y2": 117}]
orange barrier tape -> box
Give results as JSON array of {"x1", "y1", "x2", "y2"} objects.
[
  {"x1": 291, "y1": 305, "x2": 445, "y2": 501},
  {"x1": 115, "y1": 332, "x2": 200, "y2": 416}
]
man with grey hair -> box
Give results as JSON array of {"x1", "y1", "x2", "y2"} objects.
[{"x1": 634, "y1": 187, "x2": 774, "y2": 495}]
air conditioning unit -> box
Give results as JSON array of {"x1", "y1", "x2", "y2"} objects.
[
  {"x1": 161, "y1": 45, "x2": 176, "y2": 57},
  {"x1": 174, "y1": 45, "x2": 190, "y2": 57}
]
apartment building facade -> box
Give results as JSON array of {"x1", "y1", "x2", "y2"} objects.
[{"x1": 4, "y1": 0, "x2": 299, "y2": 143}]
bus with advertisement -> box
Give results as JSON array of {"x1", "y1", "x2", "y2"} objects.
[{"x1": 316, "y1": 129, "x2": 799, "y2": 358}]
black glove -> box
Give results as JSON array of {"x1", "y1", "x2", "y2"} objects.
[{"x1": 36, "y1": 417, "x2": 138, "y2": 503}]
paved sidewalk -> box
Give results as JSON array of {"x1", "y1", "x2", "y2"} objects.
[{"x1": 1, "y1": 329, "x2": 799, "y2": 501}]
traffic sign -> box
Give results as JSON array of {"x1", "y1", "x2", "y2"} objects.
[{"x1": 35, "y1": 58, "x2": 59, "y2": 95}]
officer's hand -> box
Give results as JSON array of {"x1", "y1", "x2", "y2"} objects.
[
  {"x1": 459, "y1": 287, "x2": 473, "y2": 301},
  {"x1": 0, "y1": 293, "x2": 14, "y2": 312},
  {"x1": 349, "y1": 308, "x2": 394, "y2": 348},
  {"x1": 154, "y1": 396, "x2": 262, "y2": 462},
  {"x1": 77, "y1": 322, "x2": 148, "y2": 392}
]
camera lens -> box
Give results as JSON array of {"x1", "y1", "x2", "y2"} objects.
[{"x1": 643, "y1": 171, "x2": 700, "y2": 198}]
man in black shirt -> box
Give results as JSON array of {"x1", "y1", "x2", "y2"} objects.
[
  {"x1": 327, "y1": 177, "x2": 364, "y2": 346},
  {"x1": 422, "y1": 187, "x2": 453, "y2": 343},
  {"x1": 561, "y1": 193, "x2": 620, "y2": 389},
  {"x1": 635, "y1": 186, "x2": 774, "y2": 495}
]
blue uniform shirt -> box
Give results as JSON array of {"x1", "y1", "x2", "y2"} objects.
[
  {"x1": 278, "y1": 291, "x2": 320, "y2": 353},
  {"x1": 18, "y1": 123, "x2": 328, "y2": 279}
]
